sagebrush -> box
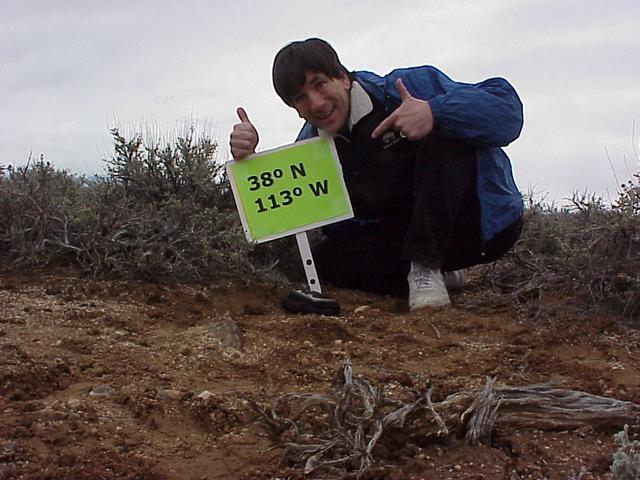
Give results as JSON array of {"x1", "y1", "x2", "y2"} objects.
[
  {"x1": 1, "y1": 130, "x2": 639, "y2": 317},
  {"x1": 0, "y1": 129, "x2": 293, "y2": 282},
  {"x1": 611, "y1": 425, "x2": 640, "y2": 480},
  {"x1": 461, "y1": 187, "x2": 640, "y2": 319}
]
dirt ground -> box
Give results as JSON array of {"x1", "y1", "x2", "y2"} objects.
[{"x1": 1, "y1": 268, "x2": 639, "y2": 480}]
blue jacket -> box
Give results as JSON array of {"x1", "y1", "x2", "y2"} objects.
[{"x1": 296, "y1": 66, "x2": 524, "y2": 241}]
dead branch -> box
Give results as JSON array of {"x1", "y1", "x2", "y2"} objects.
[
  {"x1": 437, "y1": 380, "x2": 640, "y2": 440},
  {"x1": 460, "y1": 377, "x2": 502, "y2": 444},
  {"x1": 256, "y1": 362, "x2": 640, "y2": 478}
]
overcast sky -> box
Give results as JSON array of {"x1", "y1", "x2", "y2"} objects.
[{"x1": 2, "y1": 0, "x2": 639, "y2": 203}]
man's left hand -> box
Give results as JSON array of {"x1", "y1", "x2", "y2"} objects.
[{"x1": 371, "y1": 78, "x2": 434, "y2": 141}]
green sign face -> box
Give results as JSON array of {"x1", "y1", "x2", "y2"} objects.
[{"x1": 227, "y1": 137, "x2": 353, "y2": 243}]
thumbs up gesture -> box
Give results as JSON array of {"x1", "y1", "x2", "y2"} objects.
[
  {"x1": 371, "y1": 78, "x2": 434, "y2": 141},
  {"x1": 230, "y1": 107, "x2": 259, "y2": 160}
]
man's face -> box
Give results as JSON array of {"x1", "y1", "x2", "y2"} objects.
[{"x1": 291, "y1": 70, "x2": 351, "y2": 133}]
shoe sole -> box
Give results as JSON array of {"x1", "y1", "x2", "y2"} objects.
[{"x1": 409, "y1": 298, "x2": 451, "y2": 311}]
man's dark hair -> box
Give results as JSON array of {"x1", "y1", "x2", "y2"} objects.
[{"x1": 272, "y1": 38, "x2": 349, "y2": 106}]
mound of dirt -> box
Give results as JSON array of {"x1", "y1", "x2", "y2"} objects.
[{"x1": 1, "y1": 269, "x2": 639, "y2": 479}]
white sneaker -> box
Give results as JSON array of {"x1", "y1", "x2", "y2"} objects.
[
  {"x1": 408, "y1": 262, "x2": 451, "y2": 310},
  {"x1": 443, "y1": 270, "x2": 465, "y2": 291}
]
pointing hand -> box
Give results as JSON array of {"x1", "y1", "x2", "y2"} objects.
[
  {"x1": 230, "y1": 107, "x2": 259, "y2": 160},
  {"x1": 371, "y1": 78, "x2": 434, "y2": 141}
]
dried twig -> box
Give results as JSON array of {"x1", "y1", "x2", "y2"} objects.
[
  {"x1": 426, "y1": 319, "x2": 441, "y2": 338},
  {"x1": 255, "y1": 362, "x2": 640, "y2": 478}
]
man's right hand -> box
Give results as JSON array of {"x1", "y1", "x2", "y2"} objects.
[{"x1": 229, "y1": 107, "x2": 259, "y2": 160}]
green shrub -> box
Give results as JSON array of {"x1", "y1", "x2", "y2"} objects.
[
  {"x1": 2, "y1": 128, "x2": 638, "y2": 309},
  {"x1": 611, "y1": 425, "x2": 640, "y2": 480},
  {"x1": 0, "y1": 157, "x2": 87, "y2": 265},
  {"x1": 465, "y1": 186, "x2": 640, "y2": 319},
  {"x1": 0, "y1": 129, "x2": 288, "y2": 283}
]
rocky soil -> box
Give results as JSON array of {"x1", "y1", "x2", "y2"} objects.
[{"x1": 1, "y1": 269, "x2": 639, "y2": 479}]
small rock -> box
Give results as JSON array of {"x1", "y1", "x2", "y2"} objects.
[
  {"x1": 158, "y1": 389, "x2": 182, "y2": 400},
  {"x1": 208, "y1": 314, "x2": 243, "y2": 351},
  {"x1": 89, "y1": 384, "x2": 115, "y2": 397},
  {"x1": 354, "y1": 305, "x2": 370, "y2": 314},
  {"x1": 197, "y1": 390, "x2": 213, "y2": 400},
  {"x1": 67, "y1": 398, "x2": 81, "y2": 410}
]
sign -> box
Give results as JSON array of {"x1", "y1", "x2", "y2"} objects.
[{"x1": 226, "y1": 137, "x2": 353, "y2": 243}]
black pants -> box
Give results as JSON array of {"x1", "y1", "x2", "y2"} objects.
[{"x1": 314, "y1": 135, "x2": 522, "y2": 295}]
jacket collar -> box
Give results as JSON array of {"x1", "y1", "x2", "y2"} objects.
[
  {"x1": 318, "y1": 81, "x2": 373, "y2": 138},
  {"x1": 348, "y1": 81, "x2": 373, "y2": 129}
]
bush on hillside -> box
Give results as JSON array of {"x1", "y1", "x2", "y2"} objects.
[
  {"x1": 465, "y1": 185, "x2": 640, "y2": 319},
  {"x1": 0, "y1": 129, "x2": 288, "y2": 283},
  {"x1": 1, "y1": 130, "x2": 639, "y2": 317},
  {"x1": 0, "y1": 157, "x2": 87, "y2": 265}
]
